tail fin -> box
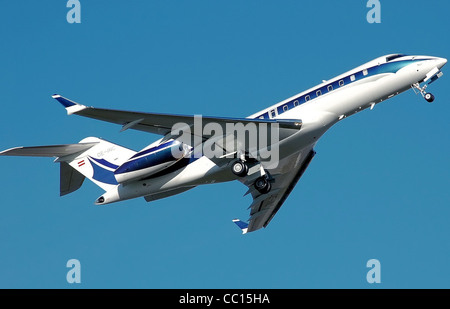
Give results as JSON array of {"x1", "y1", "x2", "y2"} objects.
[
  {"x1": 57, "y1": 137, "x2": 136, "y2": 192},
  {"x1": 1, "y1": 137, "x2": 136, "y2": 194}
]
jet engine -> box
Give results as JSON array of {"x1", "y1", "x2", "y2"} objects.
[{"x1": 114, "y1": 140, "x2": 191, "y2": 183}]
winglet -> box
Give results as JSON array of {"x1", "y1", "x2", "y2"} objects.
[
  {"x1": 52, "y1": 94, "x2": 87, "y2": 115},
  {"x1": 232, "y1": 219, "x2": 248, "y2": 234}
]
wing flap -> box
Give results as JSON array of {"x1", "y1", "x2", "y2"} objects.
[{"x1": 243, "y1": 148, "x2": 316, "y2": 233}]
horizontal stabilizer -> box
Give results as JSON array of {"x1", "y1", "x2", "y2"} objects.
[
  {"x1": 0, "y1": 143, "x2": 98, "y2": 157},
  {"x1": 232, "y1": 219, "x2": 248, "y2": 234}
]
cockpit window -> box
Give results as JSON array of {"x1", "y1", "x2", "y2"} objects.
[{"x1": 386, "y1": 54, "x2": 407, "y2": 62}]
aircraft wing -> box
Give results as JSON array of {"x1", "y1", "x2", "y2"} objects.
[
  {"x1": 52, "y1": 94, "x2": 302, "y2": 150},
  {"x1": 239, "y1": 147, "x2": 316, "y2": 233},
  {"x1": 52, "y1": 94, "x2": 313, "y2": 232}
]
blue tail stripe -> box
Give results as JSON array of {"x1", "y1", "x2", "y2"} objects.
[
  {"x1": 89, "y1": 156, "x2": 119, "y2": 169},
  {"x1": 88, "y1": 158, "x2": 118, "y2": 185}
]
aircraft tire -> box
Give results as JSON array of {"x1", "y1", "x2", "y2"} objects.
[
  {"x1": 231, "y1": 160, "x2": 248, "y2": 177},
  {"x1": 425, "y1": 93, "x2": 435, "y2": 103},
  {"x1": 254, "y1": 176, "x2": 271, "y2": 194}
]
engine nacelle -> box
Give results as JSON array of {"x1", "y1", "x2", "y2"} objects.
[{"x1": 114, "y1": 140, "x2": 191, "y2": 183}]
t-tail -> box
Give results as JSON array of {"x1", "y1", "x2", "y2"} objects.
[{"x1": 0, "y1": 137, "x2": 136, "y2": 197}]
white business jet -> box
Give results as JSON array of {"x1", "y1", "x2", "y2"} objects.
[{"x1": 0, "y1": 54, "x2": 446, "y2": 233}]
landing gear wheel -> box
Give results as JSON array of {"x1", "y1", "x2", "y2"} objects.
[
  {"x1": 254, "y1": 176, "x2": 271, "y2": 194},
  {"x1": 424, "y1": 93, "x2": 435, "y2": 103},
  {"x1": 231, "y1": 160, "x2": 248, "y2": 177}
]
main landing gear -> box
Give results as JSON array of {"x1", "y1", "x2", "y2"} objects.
[
  {"x1": 412, "y1": 82, "x2": 435, "y2": 103},
  {"x1": 231, "y1": 159, "x2": 249, "y2": 177},
  {"x1": 253, "y1": 175, "x2": 271, "y2": 194},
  {"x1": 231, "y1": 159, "x2": 272, "y2": 194}
]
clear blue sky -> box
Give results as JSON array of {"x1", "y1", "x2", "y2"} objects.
[{"x1": 0, "y1": 0, "x2": 449, "y2": 288}]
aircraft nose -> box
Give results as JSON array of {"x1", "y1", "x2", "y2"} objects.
[{"x1": 436, "y1": 57, "x2": 447, "y2": 69}]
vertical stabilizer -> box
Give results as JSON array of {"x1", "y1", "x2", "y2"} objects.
[
  {"x1": 57, "y1": 137, "x2": 136, "y2": 192},
  {"x1": 1, "y1": 137, "x2": 137, "y2": 194}
]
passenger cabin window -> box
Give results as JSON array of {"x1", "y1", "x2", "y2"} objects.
[
  {"x1": 283, "y1": 105, "x2": 288, "y2": 112},
  {"x1": 305, "y1": 95, "x2": 310, "y2": 102},
  {"x1": 363, "y1": 69, "x2": 368, "y2": 76},
  {"x1": 316, "y1": 90, "x2": 322, "y2": 97},
  {"x1": 327, "y1": 85, "x2": 333, "y2": 92},
  {"x1": 293, "y1": 100, "x2": 299, "y2": 106},
  {"x1": 339, "y1": 80, "x2": 344, "y2": 87},
  {"x1": 350, "y1": 75, "x2": 355, "y2": 82}
]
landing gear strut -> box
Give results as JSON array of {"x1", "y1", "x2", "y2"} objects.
[
  {"x1": 231, "y1": 158, "x2": 272, "y2": 194},
  {"x1": 412, "y1": 83, "x2": 434, "y2": 103}
]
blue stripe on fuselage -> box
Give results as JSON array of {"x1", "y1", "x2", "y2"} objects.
[
  {"x1": 128, "y1": 140, "x2": 177, "y2": 160},
  {"x1": 114, "y1": 145, "x2": 178, "y2": 175},
  {"x1": 255, "y1": 59, "x2": 425, "y2": 119}
]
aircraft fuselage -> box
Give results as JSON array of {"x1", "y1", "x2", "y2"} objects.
[{"x1": 97, "y1": 54, "x2": 447, "y2": 205}]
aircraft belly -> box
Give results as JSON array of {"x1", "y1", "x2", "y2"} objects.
[{"x1": 109, "y1": 156, "x2": 233, "y2": 203}]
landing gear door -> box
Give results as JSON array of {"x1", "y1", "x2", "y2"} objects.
[
  {"x1": 428, "y1": 71, "x2": 444, "y2": 85},
  {"x1": 424, "y1": 67, "x2": 443, "y2": 84}
]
